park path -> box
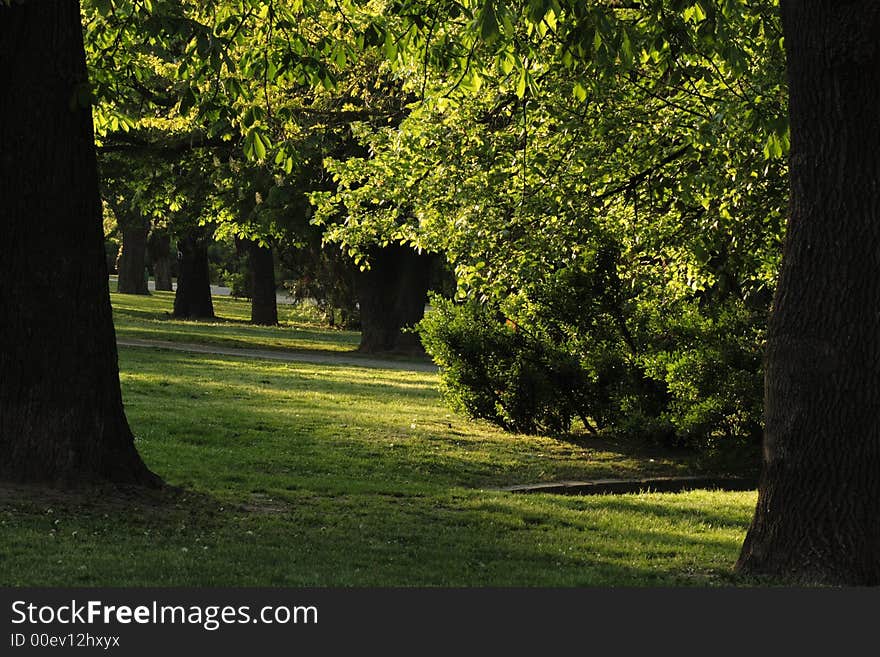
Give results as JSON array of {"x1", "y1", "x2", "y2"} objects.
[{"x1": 116, "y1": 338, "x2": 439, "y2": 373}]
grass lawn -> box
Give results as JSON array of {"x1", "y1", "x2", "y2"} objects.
[
  {"x1": 112, "y1": 290, "x2": 362, "y2": 353},
  {"x1": 0, "y1": 292, "x2": 760, "y2": 586}
]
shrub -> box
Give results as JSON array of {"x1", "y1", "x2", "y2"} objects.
[
  {"x1": 417, "y1": 291, "x2": 765, "y2": 448},
  {"x1": 638, "y1": 302, "x2": 765, "y2": 446},
  {"x1": 418, "y1": 298, "x2": 601, "y2": 435}
]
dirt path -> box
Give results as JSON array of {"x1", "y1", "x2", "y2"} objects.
[{"x1": 116, "y1": 338, "x2": 439, "y2": 373}]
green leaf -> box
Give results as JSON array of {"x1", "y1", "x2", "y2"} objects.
[
  {"x1": 253, "y1": 131, "x2": 266, "y2": 160},
  {"x1": 94, "y1": 0, "x2": 112, "y2": 16},
  {"x1": 243, "y1": 131, "x2": 255, "y2": 160},
  {"x1": 500, "y1": 51, "x2": 516, "y2": 75},
  {"x1": 384, "y1": 32, "x2": 398, "y2": 60},
  {"x1": 621, "y1": 30, "x2": 633, "y2": 68},
  {"x1": 480, "y1": 2, "x2": 500, "y2": 43}
]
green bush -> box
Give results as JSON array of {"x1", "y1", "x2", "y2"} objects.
[
  {"x1": 417, "y1": 289, "x2": 765, "y2": 448},
  {"x1": 638, "y1": 303, "x2": 765, "y2": 446},
  {"x1": 418, "y1": 298, "x2": 602, "y2": 435}
]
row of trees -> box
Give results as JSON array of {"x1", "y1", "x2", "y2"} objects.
[
  {"x1": 89, "y1": 1, "x2": 441, "y2": 346},
  {"x1": 2, "y1": 0, "x2": 879, "y2": 584}
]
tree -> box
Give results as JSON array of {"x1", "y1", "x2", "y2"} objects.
[
  {"x1": 100, "y1": 152, "x2": 174, "y2": 296},
  {"x1": 356, "y1": 243, "x2": 436, "y2": 353},
  {"x1": 735, "y1": 1, "x2": 880, "y2": 585},
  {"x1": 148, "y1": 227, "x2": 175, "y2": 291},
  {"x1": 113, "y1": 212, "x2": 150, "y2": 294},
  {"x1": 173, "y1": 224, "x2": 216, "y2": 320},
  {"x1": 0, "y1": 0, "x2": 159, "y2": 486},
  {"x1": 241, "y1": 238, "x2": 278, "y2": 326}
]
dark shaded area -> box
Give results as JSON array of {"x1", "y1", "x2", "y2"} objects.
[
  {"x1": 116, "y1": 215, "x2": 150, "y2": 294},
  {"x1": 173, "y1": 226, "x2": 215, "y2": 319},
  {"x1": 357, "y1": 244, "x2": 436, "y2": 354},
  {"x1": 148, "y1": 228, "x2": 174, "y2": 291},
  {"x1": 245, "y1": 239, "x2": 278, "y2": 326}
]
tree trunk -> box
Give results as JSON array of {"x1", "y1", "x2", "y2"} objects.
[
  {"x1": 736, "y1": 2, "x2": 880, "y2": 585},
  {"x1": 149, "y1": 229, "x2": 174, "y2": 291},
  {"x1": 357, "y1": 244, "x2": 434, "y2": 354},
  {"x1": 116, "y1": 216, "x2": 150, "y2": 295},
  {"x1": 173, "y1": 227, "x2": 214, "y2": 319},
  {"x1": 246, "y1": 239, "x2": 278, "y2": 326},
  {"x1": 0, "y1": 0, "x2": 159, "y2": 486}
]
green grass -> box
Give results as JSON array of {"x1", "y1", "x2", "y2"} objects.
[
  {"x1": 0, "y1": 293, "x2": 760, "y2": 586},
  {"x1": 112, "y1": 290, "x2": 361, "y2": 353}
]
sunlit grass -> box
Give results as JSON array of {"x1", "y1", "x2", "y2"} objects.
[
  {"x1": 0, "y1": 344, "x2": 758, "y2": 586},
  {"x1": 122, "y1": 350, "x2": 708, "y2": 493},
  {"x1": 111, "y1": 290, "x2": 361, "y2": 353}
]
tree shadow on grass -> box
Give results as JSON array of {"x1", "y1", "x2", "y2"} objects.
[
  {"x1": 114, "y1": 307, "x2": 253, "y2": 325},
  {"x1": 551, "y1": 432, "x2": 761, "y2": 479},
  {"x1": 0, "y1": 480, "x2": 754, "y2": 586},
  {"x1": 0, "y1": 481, "x2": 220, "y2": 518}
]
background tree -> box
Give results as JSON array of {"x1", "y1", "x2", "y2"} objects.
[
  {"x1": 101, "y1": 152, "x2": 173, "y2": 295},
  {"x1": 148, "y1": 225, "x2": 175, "y2": 291}
]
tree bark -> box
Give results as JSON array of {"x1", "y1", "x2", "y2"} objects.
[
  {"x1": 357, "y1": 244, "x2": 434, "y2": 354},
  {"x1": 0, "y1": 0, "x2": 159, "y2": 486},
  {"x1": 149, "y1": 229, "x2": 174, "y2": 291},
  {"x1": 246, "y1": 239, "x2": 278, "y2": 326},
  {"x1": 736, "y1": 2, "x2": 880, "y2": 584},
  {"x1": 173, "y1": 227, "x2": 214, "y2": 319},
  {"x1": 116, "y1": 215, "x2": 150, "y2": 294}
]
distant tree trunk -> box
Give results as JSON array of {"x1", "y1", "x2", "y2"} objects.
[
  {"x1": 245, "y1": 239, "x2": 278, "y2": 326},
  {"x1": 357, "y1": 244, "x2": 434, "y2": 353},
  {"x1": 116, "y1": 216, "x2": 150, "y2": 295},
  {"x1": 173, "y1": 228, "x2": 214, "y2": 319},
  {"x1": 0, "y1": 0, "x2": 159, "y2": 486},
  {"x1": 736, "y1": 2, "x2": 880, "y2": 585},
  {"x1": 149, "y1": 229, "x2": 174, "y2": 291}
]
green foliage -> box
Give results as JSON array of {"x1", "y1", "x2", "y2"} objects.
[
  {"x1": 419, "y1": 286, "x2": 765, "y2": 447},
  {"x1": 309, "y1": 0, "x2": 784, "y2": 448},
  {"x1": 418, "y1": 297, "x2": 590, "y2": 434},
  {"x1": 637, "y1": 302, "x2": 765, "y2": 446},
  {"x1": 80, "y1": 0, "x2": 785, "y2": 449}
]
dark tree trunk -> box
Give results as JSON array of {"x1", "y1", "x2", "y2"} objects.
[
  {"x1": 173, "y1": 228, "x2": 214, "y2": 319},
  {"x1": 116, "y1": 216, "x2": 150, "y2": 295},
  {"x1": 149, "y1": 229, "x2": 174, "y2": 291},
  {"x1": 357, "y1": 244, "x2": 434, "y2": 354},
  {"x1": 246, "y1": 240, "x2": 278, "y2": 326},
  {"x1": 0, "y1": 0, "x2": 159, "y2": 486},
  {"x1": 736, "y1": 2, "x2": 880, "y2": 585}
]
